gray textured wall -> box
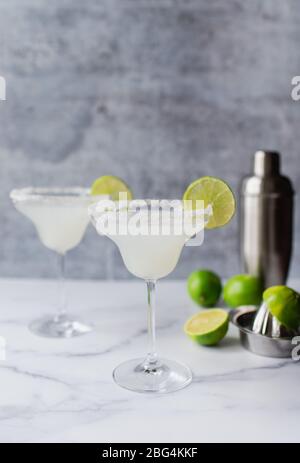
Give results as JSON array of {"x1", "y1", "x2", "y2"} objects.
[{"x1": 0, "y1": 0, "x2": 299, "y2": 280}]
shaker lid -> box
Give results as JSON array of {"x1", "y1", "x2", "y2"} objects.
[
  {"x1": 241, "y1": 150, "x2": 294, "y2": 196},
  {"x1": 254, "y1": 150, "x2": 280, "y2": 177}
]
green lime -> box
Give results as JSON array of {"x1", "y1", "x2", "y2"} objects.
[
  {"x1": 184, "y1": 309, "x2": 229, "y2": 346},
  {"x1": 263, "y1": 286, "x2": 300, "y2": 330},
  {"x1": 187, "y1": 269, "x2": 222, "y2": 307},
  {"x1": 91, "y1": 175, "x2": 133, "y2": 201},
  {"x1": 223, "y1": 274, "x2": 263, "y2": 308},
  {"x1": 183, "y1": 176, "x2": 236, "y2": 229}
]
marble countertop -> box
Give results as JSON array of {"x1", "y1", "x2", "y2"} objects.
[{"x1": 0, "y1": 278, "x2": 299, "y2": 443}]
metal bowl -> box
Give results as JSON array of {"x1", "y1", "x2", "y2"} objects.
[{"x1": 230, "y1": 307, "x2": 295, "y2": 358}]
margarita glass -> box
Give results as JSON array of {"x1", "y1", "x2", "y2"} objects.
[
  {"x1": 89, "y1": 199, "x2": 212, "y2": 393},
  {"x1": 10, "y1": 187, "x2": 105, "y2": 338}
]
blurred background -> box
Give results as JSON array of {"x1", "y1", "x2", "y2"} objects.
[{"x1": 0, "y1": 0, "x2": 299, "y2": 280}]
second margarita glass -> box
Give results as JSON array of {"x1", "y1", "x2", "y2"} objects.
[{"x1": 10, "y1": 187, "x2": 106, "y2": 338}]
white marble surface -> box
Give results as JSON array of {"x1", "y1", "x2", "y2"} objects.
[{"x1": 0, "y1": 278, "x2": 299, "y2": 443}]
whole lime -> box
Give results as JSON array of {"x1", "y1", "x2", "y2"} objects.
[
  {"x1": 223, "y1": 274, "x2": 263, "y2": 308},
  {"x1": 187, "y1": 269, "x2": 222, "y2": 307},
  {"x1": 263, "y1": 286, "x2": 300, "y2": 330}
]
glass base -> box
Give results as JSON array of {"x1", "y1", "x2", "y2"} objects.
[
  {"x1": 29, "y1": 314, "x2": 93, "y2": 338},
  {"x1": 113, "y1": 357, "x2": 192, "y2": 394}
]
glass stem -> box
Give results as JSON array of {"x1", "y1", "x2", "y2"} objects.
[
  {"x1": 56, "y1": 253, "x2": 67, "y2": 320},
  {"x1": 145, "y1": 280, "x2": 158, "y2": 366}
]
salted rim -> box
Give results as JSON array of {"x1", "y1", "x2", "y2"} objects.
[{"x1": 10, "y1": 187, "x2": 108, "y2": 204}]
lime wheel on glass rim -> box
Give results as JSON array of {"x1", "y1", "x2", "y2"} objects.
[
  {"x1": 91, "y1": 175, "x2": 133, "y2": 201},
  {"x1": 183, "y1": 176, "x2": 236, "y2": 229}
]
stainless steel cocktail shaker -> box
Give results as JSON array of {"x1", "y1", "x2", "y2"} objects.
[{"x1": 240, "y1": 151, "x2": 294, "y2": 288}]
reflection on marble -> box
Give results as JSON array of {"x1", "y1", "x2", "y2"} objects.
[
  {"x1": 0, "y1": 0, "x2": 300, "y2": 279},
  {"x1": 0, "y1": 279, "x2": 299, "y2": 443}
]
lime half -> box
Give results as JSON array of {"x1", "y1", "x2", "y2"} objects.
[
  {"x1": 91, "y1": 175, "x2": 133, "y2": 201},
  {"x1": 183, "y1": 176, "x2": 236, "y2": 229},
  {"x1": 263, "y1": 286, "x2": 300, "y2": 331},
  {"x1": 184, "y1": 309, "x2": 229, "y2": 346}
]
